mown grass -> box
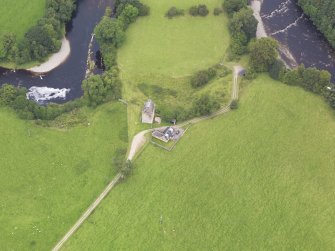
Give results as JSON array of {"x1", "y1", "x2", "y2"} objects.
[
  {"x1": 118, "y1": 0, "x2": 230, "y2": 137},
  {"x1": 0, "y1": 102, "x2": 128, "y2": 250},
  {"x1": 64, "y1": 75, "x2": 335, "y2": 250},
  {"x1": 0, "y1": 0, "x2": 45, "y2": 39}
]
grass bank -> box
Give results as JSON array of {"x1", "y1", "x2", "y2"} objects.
[
  {"x1": 0, "y1": 102, "x2": 128, "y2": 250},
  {"x1": 64, "y1": 75, "x2": 335, "y2": 250}
]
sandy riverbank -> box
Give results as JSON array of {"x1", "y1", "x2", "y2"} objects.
[
  {"x1": 28, "y1": 37, "x2": 71, "y2": 74},
  {"x1": 250, "y1": 0, "x2": 267, "y2": 38}
]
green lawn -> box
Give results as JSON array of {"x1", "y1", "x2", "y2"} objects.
[
  {"x1": 0, "y1": 0, "x2": 45, "y2": 39},
  {"x1": 118, "y1": 0, "x2": 231, "y2": 137},
  {"x1": 0, "y1": 102, "x2": 128, "y2": 250},
  {"x1": 64, "y1": 75, "x2": 335, "y2": 250}
]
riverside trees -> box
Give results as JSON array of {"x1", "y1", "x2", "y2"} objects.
[
  {"x1": 298, "y1": 0, "x2": 335, "y2": 49},
  {"x1": 225, "y1": 0, "x2": 258, "y2": 57}
]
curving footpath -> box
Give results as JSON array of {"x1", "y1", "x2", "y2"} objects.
[{"x1": 51, "y1": 65, "x2": 243, "y2": 251}]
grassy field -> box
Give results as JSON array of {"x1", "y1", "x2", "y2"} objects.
[
  {"x1": 0, "y1": 0, "x2": 45, "y2": 39},
  {"x1": 118, "y1": 0, "x2": 231, "y2": 137},
  {"x1": 64, "y1": 75, "x2": 335, "y2": 250},
  {"x1": 0, "y1": 102, "x2": 128, "y2": 250}
]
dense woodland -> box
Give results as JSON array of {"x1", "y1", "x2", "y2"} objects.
[{"x1": 298, "y1": 0, "x2": 335, "y2": 48}]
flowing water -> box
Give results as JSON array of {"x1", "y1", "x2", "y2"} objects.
[
  {"x1": 260, "y1": 0, "x2": 335, "y2": 82},
  {"x1": 0, "y1": 0, "x2": 112, "y2": 103}
]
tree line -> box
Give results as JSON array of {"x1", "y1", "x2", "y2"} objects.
[
  {"x1": 223, "y1": 0, "x2": 258, "y2": 58},
  {"x1": 298, "y1": 0, "x2": 335, "y2": 49},
  {"x1": 0, "y1": 0, "x2": 149, "y2": 120},
  {"x1": 82, "y1": 0, "x2": 149, "y2": 107},
  {"x1": 247, "y1": 37, "x2": 335, "y2": 110},
  {"x1": 0, "y1": 0, "x2": 76, "y2": 65}
]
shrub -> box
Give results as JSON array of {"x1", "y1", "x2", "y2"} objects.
[
  {"x1": 191, "y1": 67, "x2": 217, "y2": 88},
  {"x1": 113, "y1": 148, "x2": 127, "y2": 172},
  {"x1": 192, "y1": 93, "x2": 220, "y2": 116},
  {"x1": 214, "y1": 7, "x2": 223, "y2": 16},
  {"x1": 198, "y1": 5, "x2": 209, "y2": 16},
  {"x1": 115, "y1": 0, "x2": 150, "y2": 17},
  {"x1": 269, "y1": 59, "x2": 286, "y2": 80},
  {"x1": 223, "y1": 0, "x2": 247, "y2": 15},
  {"x1": 166, "y1": 7, "x2": 184, "y2": 18},
  {"x1": 121, "y1": 160, "x2": 133, "y2": 178},
  {"x1": 249, "y1": 37, "x2": 278, "y2": 72},
  {"x1": 230, "y1": 100, "x2": 238, "y2": 109},
  {"x1": 189, "y1": 6, "x2": 199, "y2": 16},
  {"x1": 189, "y1": 5, "x2": 209, "y2": 16}
]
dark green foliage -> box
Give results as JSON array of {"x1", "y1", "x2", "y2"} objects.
[
  {"x1": 282, "y1": 64, "x2": 331, "y2": 95},
  {"x1": 100, "y1": 43, "x2": 118, "y2": 69},
  {"x1": 269, "y1": 59, "x2": 286, "y2": 80},
  {"x1": 94, "y1": 17, "x2": 126, "y2": 48},
  {"x1": 228, "y1": 7, "x2": 258, "y2": 56},
  {"x1": 191, "y1": 67, "x2": 217, "y2": 88},
  {"x1": 115, "y1": 0, "x2": 150, "y2": 17},
  {"x1": 118, "y1": 4, "x2": 139, "y2": 29},
  {"x1": 0, "y1": 33, "x2": 16, "y2": 60},
  {"x1": 121, "y1": 160, "x2": 133, "y2": 178},
  {"x1": 298, "y1": 0, "x2": 335, "y2": 48},
  {"x1": 165, "y1": 7, "x2": 185, "y2": 19},
  {"x1": 249, "y1": 38, "x2": 278, "y2": 72},
  {"x1": 213, "y1": 7, "x2": 223, "y2": 16},
  {"x1": 82, "y1": 67, "x2": 122, "y2": 107},
  {"x1": 189, "y1": 5, "x2": 209, "y2": 17},
  {"x1": 230, "y1": 100, "x2": 238, "y2": 109},
  {"x1": 324, "y1": 88, "x2": 335, "y2": 108},
  {"x1": 189, "y1": 6, "x2": 199, "y2": 16},
  {"x1": 223, "y1": 0, "x2": 247, "y2": 15},
  {"x1": 192, "y1": 93, "x2": 220, "y2": 116},
  {"x1": 113, "y1": 148, "x2": 128, "y2": 172}
]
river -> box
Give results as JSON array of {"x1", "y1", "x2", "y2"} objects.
[
  {"x1": 0, "y1": 0, "x2": 112, "y2": 103},
  {"x1": 1, "y1": 0, "x2": 334, "y2": 103},
  {"x1": 260, "y1": 0, "x2": 335, "y2": 82}
]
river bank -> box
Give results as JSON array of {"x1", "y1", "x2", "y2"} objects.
[
  {"x1": 0, "y1": 0, "x2": 112, "y2": 102},
  {"x1": 260, "y1": 0, "x2": 335, "y2": 81},
  {"x1": 28, "y1": 38, "x2": 71, "y2": 74}
]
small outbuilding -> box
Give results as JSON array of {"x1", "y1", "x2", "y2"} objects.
[{"x1": 142, "y1": 99, "x2": 155, "y2": 124}]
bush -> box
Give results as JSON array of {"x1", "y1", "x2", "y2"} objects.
[
  {"x1": 213, "y1": 7, "x2": 223, "y2": 16},
  {"x1": 249, "y1": 38, "x2": 278, "y2": 72},
  {"x1": 115, "y1": 0, "x2": 150, "y2": 17},
  {"x1": 189, "y1": 5, "x2": 209, "y2": 16},
  {"x1": 121, "y1": 160, "x2": 133, "y2": 178},
  {"x1": 166, "y1": 7, "x2": 184, "y2": 18},
  {"x1": 113, "y1": 148, "x2": 127, "y2": 172},
  {"x1": 189, "y1": 6, "x2": 199, "y2": 16},
  {"x1": 191, "y1": 67, "x2": 217, "y2": 88},
  {"x1": 269, "y1": 59, "x2": 286, "y2": 80},
  {"x1": 198, "y1": 5, "x2": 209, "y2": 16},
  {"x1": 223, "y1": 0, "x2": 247, "y2": 15},
  {"x1": 192, "y1": 93, "x2": 220, "y2": 116},
  {"x1": 230, "y1": 100, "x2": 238, "y2": 109},
  {"x1": 228, "y1": 8, "x2": 258, "y2": 57}
]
